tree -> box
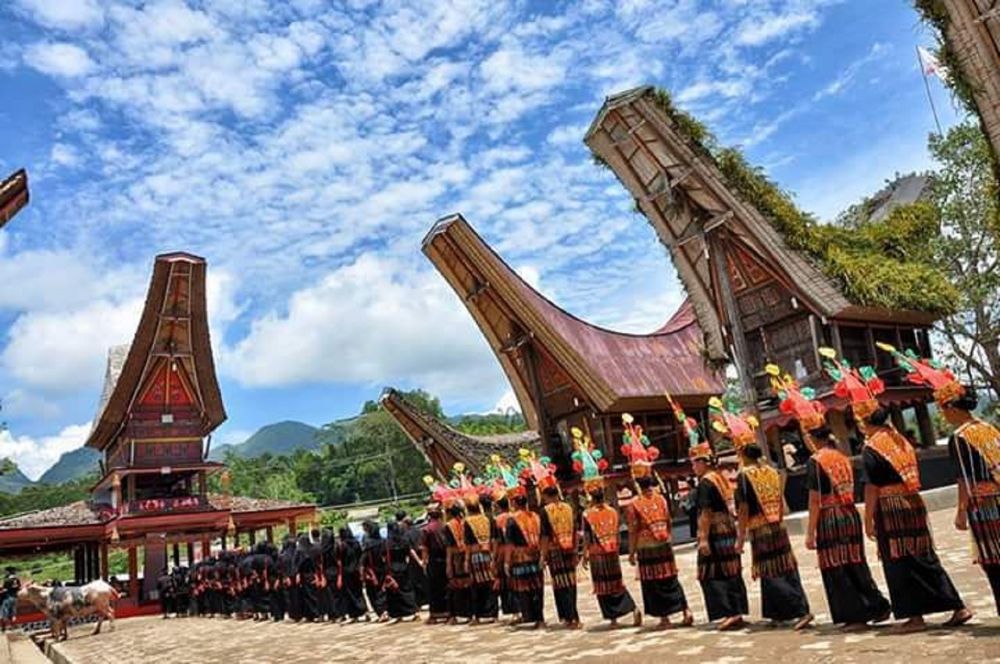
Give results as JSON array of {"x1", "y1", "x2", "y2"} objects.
[{"x1": 928, "y1": 122, "x2": 1000, "y2": 400}]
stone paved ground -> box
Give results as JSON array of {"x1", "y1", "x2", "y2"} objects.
[{"x1": 49, "y1": 508, "x2": 1000, "y2": 664}]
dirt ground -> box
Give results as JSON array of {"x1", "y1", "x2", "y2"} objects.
[{"x1": 47, "y1": 507, "x2": 1000, "y2": 664}]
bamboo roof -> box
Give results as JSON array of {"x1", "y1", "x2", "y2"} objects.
[
  {"x1": 0, "y1": 169, "x2": 28, "y2": 230},
  {"x1": 926, "y1": 0, "x2": 1000, "y2": 164},
  {"x1": 422, "y1": 214, "x2": 723, "y2": 429},
  {"x1": 380, "y1": 387, "x2": 540, "y2": 476},
  {"x1": 585, "y1": 86, "x2": 940, "y2": 361},
  {"x1": 86, "y1": 253, "x2": 227, "y2": 450}
]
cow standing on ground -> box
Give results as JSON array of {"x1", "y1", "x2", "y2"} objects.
[{"x1": 18, "y1": 579, "x2": 119, "y2": 641}]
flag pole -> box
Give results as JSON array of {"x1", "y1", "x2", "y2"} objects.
[{"x1": 917, "y1": 45, "x2": 943, "y2": 136}]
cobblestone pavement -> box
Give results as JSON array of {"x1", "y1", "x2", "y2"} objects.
[{"x1": 49, "y1": 508, "x2": 1000, "y2": 664}]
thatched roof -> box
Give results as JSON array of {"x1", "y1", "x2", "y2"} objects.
[{"x1": 380, "y1": 388, "x2": 539, "y2": 477}]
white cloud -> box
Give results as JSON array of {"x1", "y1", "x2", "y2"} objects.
[
  {"x1": 0, "y1": 422, "x2": 91, "y2": 481},
  {"x1": 222, "y1": 255, "x2": 503, "y2": 398},
  {"x1": 25, "y1": 42, "x2": 96, "y2": 78},
  {"x1": 2, "y1": 298, "x2": 143, "y2": 393},
  {"x1": 49, "y1": 143, "x2": 81, "y2": 168},
  {"x1": 735, "y1": 11, "x2": 818, "y2": 47},
  {"x1": 13, "y1": 0, "x2": 104, "y2": 30}
]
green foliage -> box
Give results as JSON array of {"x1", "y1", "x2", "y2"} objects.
[
  {"x1": 926, "y1": 122, "x2": 1000, "y2": 398},
  {"x1": 452, "y1": 412, "x2": 527, "y2": 435},
  {"x1": 646, "y1": 87, "x2": 957, "y2": 315}
]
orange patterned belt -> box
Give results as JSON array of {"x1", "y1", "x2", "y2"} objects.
[
  {"x1": 970, "y1": 481, "x2": 1000, "y2": 498},
  {"x1": 879, "y1": 483, "x2": 917, "y2": 497},
  {"x1": 820, "y1": 494, "x2": 853, "y2": 508}
]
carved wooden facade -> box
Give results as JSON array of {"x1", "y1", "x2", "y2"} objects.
[{"x1": 585, "y1": 87, "x2": 939, "y2": 442}]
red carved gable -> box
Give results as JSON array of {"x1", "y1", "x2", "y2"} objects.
[{"x1": 138, "y1": 360, "x2": 195, "y2": 408}]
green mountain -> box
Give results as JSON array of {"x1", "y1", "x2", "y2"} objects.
[
  {"x1": 38, "y1": 447, "x2": 101, "y2": 485},
  {"x1": 0, "y1": 465, "x2": 35, "y2": 494},
  {"x1": 209, "y1": 421, "x2": 322, "y2": 460}
]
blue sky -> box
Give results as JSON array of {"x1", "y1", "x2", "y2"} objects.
[{"x1": 0, "y1": 0, "x2": 966, "y2": 479}]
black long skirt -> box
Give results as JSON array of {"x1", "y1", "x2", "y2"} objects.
[
  {"x1": 386, "y1": 582, "x2": 418, "y2": 619},
  {"x1": 640, "y1": 576, "x2": 687, "y2": 618},
  {"x1": 880, "y1": 551, "x2": 964, "y2": 619},
  {"x1": 425, "y1": 559, "x2": 448, "y2": 617},
  {"x1": 821, "y1": 564, "x2": 890, "y2": 624},
  {"x1": 448, "y1": 586, "x2": 472, "y2": 619},
  {"x1": 297, "y1": 577, "x2": 319, "y2": 621},
  {"x1": 285, "y1": 584, "x2": 301, "y2": 621},
  {"x1": 597, "y1": 591, "x2": 635, "y2": 621},
  {"x1": 553, "y1": 586, "x2": 578, "y2": 623},
  {"x1": 339, "y1": 576, "x2": 367, "y2": 618},
  {"x1": 499, "y1": 571, "x2": 519, "y2": 616},
  {"x1": 699, "y1": 576, "x2": 748, "y2": 622},
  {"x1": 365, "y1": 582, "x2": 387, "y2": 616},
  {"x1": 986, "y1": 565, "x2": 1000, "y2": 615},
  {"x1": 471, "y1": 582, "x2": 499, "y2": 619},
  {"x1": 760, "y1": 572, "x2": 810, "y2": 621},
  {"x1": 517, "y1": 589, "x2": 544, "y2": 623},
  {"x1": 269, "y1": 587, "x2": 285, "y2": 621}
]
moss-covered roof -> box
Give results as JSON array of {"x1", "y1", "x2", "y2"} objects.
[{"x1": 645, "y1": 89, "x2": 957, "y2": 315}]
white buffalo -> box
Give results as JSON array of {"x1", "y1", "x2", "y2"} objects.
[{"x1": 18, "y1": 580, "x2": 119, "y2": 641}]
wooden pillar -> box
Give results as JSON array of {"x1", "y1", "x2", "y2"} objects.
[
  {"x1": 915, "y1": 402, "x2": 936, "y2": 448},
  {"x1": 248, "y1": 529, "x2": 257, "y2": 546},
  {"x1": 233, "y1": 531, "x2": 241, "y2": 549},
  {"x1": 127, "y1": 546, "x2": 139, "y2": 601},
  {"x1": 201, "y1": 538, "x2": 210, "y2": 560},
  {"x1": 172, "y1": 542, "x2": 180, "y2": 568},
  {"x1": 127, "y1": 475, "x2": 136, "y2": 503},
  {"x1": 198, "y1": 471, "x2": 206, "y2": 496},
  {"x1": 220, "y1": 533, "x2": 227, "y2": 551},
  {"x1": 890, "y1": 405, "x2": 906, "y2": 434},
  {"x1": 265, "y1": 526, "x2": 273, "y2": 543},
  {"x1": 74, "y1": 546, "x2": 84, "y2": 585},
  {"x1": 100, "y1": 543, "x2": 109, "y2": 580}
]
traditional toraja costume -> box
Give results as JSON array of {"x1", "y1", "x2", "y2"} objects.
[
  {"x1": 419, "y1": 478, "x2": 451, "y2": 623},
  {"x1": 672, "y1": 395, "x2": 748, "y2": 626},
  {"x1": 436, "y1": 466, "x2": 473, "y2": 622},
  {"x1": 524, "y1": 450, "x2": 580, "y2": 626},
  {"x1": 879, "y1": 344, "x2": 1000, "y2": 614},
  {"x1": 824, "y1": 347, "x2": 965, "y2": 622},
  {"x1": 573, "y1": 428, "x2": 638, "y2": 624},
  {"x1": 463, "y1": 479, "x2": 499, "y2": 622},
  {"x1": 483, "y1": 457, "x2": 519, "y2": 620},
  {"x1": 712, "y1": 398, "x2": 812, "y2": 626},
  {"x1": 498, "y1": 459, "x2": 546, "y2": 626},
  {"x1": 620, "y1": 414, "x2": 689, "y2": 623},
  {"x1": 769, "y1": 364, "x2": 889, "y2": 626}
]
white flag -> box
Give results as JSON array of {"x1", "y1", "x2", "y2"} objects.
[{"x1": 917, "y1": 46, "x2": 948, "y2": 80}]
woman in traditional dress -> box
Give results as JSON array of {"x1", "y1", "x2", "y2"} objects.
[
  {"x1": 463, "y1": 493, "x2": 499, "y2": 624},
  {"x1": 492, "y1": 495, "x2": 520, "y2": 623},
  {"x1": 573, "y1": 427, "x2": 642, "y2": 628},
  {"x1": 539, "y1": 485, "x2": 580, "y2": 628},
  {"x1": 825, "y1": 348, "x2": 970, "y2": 633},
  {"x1": 768, "y1": 363, "x2": 889, "y2": 629},
  {"x1": 879, "y1": 344, "x2": 1000, "y2": 616},
  {"x1": 361, "y1": 520, "x2": 389, "y2": 622},
  {"x1": 384, "y1": 521, "x2": 420, "y2": 622},
  {"x1": 336, "y1": 526, "x2": 368, "y2": 622},
  {"x1": 420, "y1": 502, "x2": 450, "y2": 624},
  {"x1": 804, "y1": 426, "x2": 891, "y2": 628},
  {"x1": 443, "y1": 502, "x2": 473, "y2": 624},
  {"x1": 293, "y1": 534, "x2": 320, "y2": 621},
  {"x1": 944, "y1": 389, "x2": 1000, "y2": 613},
  {"x1": 734, "y1": 441, "x2": 813, "y2": 629},
  {"x1": 690, "y1": 443, "x2": 747, "y2": 631},
  {"x1": 505, "y1": 490, "x2": 545, "y2": 628}
]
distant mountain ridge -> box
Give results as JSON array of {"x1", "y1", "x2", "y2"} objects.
[
  {"x1": 38, "y1": 447, "x2": 101, "y2": 485},
  {"x1": 208, "y1": 420, "x2": 321, "y2": 460},
  {"x1": 0, "y1": 465, "x2": 35, "y2": 494}
]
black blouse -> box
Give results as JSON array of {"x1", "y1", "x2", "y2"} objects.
[
  {"x1": 949, "y1": 430, "x2": 994, "y2": 484},
  {"x1": 734, "y1": 473, "x2": 764, "y2": 517},
  {"x1": 861, "y1": 447, "x2": 903, "y2": 487},
  {"x1": 696, "y1": 478, "x2": 728, "y2": 513}
]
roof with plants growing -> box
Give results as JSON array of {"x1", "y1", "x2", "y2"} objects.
[{"x1": 585, "y1": 86, "x2": 956, "y2": 359}]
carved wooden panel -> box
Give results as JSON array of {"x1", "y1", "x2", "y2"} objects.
[
  {"x1": 133, "y1": 440, "x2": 203, "y2": 466},
  {"x1": 536, "y1": 351, "x2": 571, "y2": 395}
]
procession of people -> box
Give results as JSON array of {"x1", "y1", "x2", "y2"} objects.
[{"x1": 150, "y1": 346, "x2": 1000, "y2": 636}]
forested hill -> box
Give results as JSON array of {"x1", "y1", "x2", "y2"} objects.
[{"x1": 208, "y1": 420, "x2": 323, "y2": 460}]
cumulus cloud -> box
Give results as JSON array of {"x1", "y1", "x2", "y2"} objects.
[
  {"x1": 24, "y1": 42, "x2": 96, "y2": 77},
  {"x1": 0, "y1": 422, "x2": 91, "y2": 481},
  {"x1": 13, "y1": 0, "x2": 104, "y2": 30},
  {"x1": 221, "y1": 254, "x2": 503, "y2": 398}
]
